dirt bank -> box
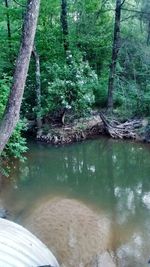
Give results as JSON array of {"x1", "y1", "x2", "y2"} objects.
[
  {"x1": 36, "y1": 114, "x2": 104, "y2": 145},
  {"x1": 34, "y1": 113, "x2": 150, "y2": 145}
]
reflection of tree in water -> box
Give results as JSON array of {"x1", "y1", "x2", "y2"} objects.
[
  {"x1": 3, "y1": 139, "x2": 150, "y2": 266},
  {"x1": 105, "y1": 140, "x2": 150, "y2": 266}
]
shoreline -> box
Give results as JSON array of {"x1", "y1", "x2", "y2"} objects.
[{"x1": 29, "y1": 113, "x2": 150, "y2": 145}]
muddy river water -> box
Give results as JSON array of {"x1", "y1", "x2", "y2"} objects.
[{"x1": 0, "y1": 138, "x2": 150, "y2": 266}]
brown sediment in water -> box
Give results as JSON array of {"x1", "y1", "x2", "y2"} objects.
[{"x1": 22, "y1": 197, "x2": 115, "y2": 267}]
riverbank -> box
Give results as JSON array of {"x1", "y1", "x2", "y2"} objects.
[
  {"x1": 36, "y1": 114, "x2": 105, "y2": 145},
  {"x1": 32, "y1": 112, "x2": 150, "y2": 145}
]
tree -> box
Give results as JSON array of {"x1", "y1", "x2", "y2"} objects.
[
  {"x1": 61, "y1": 0, "x2": 69, "y2": 56},
  {"x1": 114, "y1": 0, "x2": 150, "y2": 116},
  {"x1": 140, "y1": 0, "x2": 150, "y2": 45},
  {"x1": 107, "y1": 0, "x2": 125, "y2": 111},
  {"x1": 0, "y1": 0, "x2": 41, "y2": 154},
  {"x1": 32, "y1": 44, "x2": 42, "y2": 131},
  {"x1": 4, "y1": 0, "x2": 12, "y2": 56}
]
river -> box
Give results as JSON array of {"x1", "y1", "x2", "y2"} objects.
[{"x1": 0, "y1": 138, "x2": 150, "y2": 266}]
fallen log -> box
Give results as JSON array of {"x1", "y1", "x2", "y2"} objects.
[{"x1": 99, "y1": 113, "x2": 142, "y2": 139}]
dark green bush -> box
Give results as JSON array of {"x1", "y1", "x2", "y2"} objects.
[
  {"x1": 0, "y1": 75, "x2": 27, "y2": 160},
  {"x1": 42, "y1": 59, "x2": 98, "y2": 117}
]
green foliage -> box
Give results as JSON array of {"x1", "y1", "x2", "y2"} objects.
[
  {"x1": 114, "y1": 80, "x2": 140, "y2": 118},
  {"x1": 114, "y1": 79, "x2": 150, "y2": 118},
  {"x1": 0, "y1": 74, "x2": 11, "y2": 118},
  {"x1": 4, "y1": 120, "x2": 28, "y2": 161},
  {"x1": 42, "y1": 59, "x2": 97, "y2": 116},
  {"x1": 0, "y1": 75, "x2": 27, "y2": 160},
  {"x1": 93, "y1": 70, "x2": 109, "y2": 107},
  {"x1": 69, "y1": 0, "x2": 112, "y2": 75},
  {"x1": 141, "y1": 92, "x2": 150, "y2": 115},
  {"x1": 1, "y1": 0, "x2": 150, "y2": 164}
]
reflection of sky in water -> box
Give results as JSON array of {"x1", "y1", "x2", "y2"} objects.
[
  {"x1": 1, "y1": 139, "x2": 150, "y2": 266},
  {"x1": 142, "y1": 192, "x2": 150, "y2": 209},
  {"x1": 114, "y1": 187, "x2": 136, "y2": 224},
  {"x1": 115, "y1": 187, "x2": 150, "y2": 265},
  {"x1": 117, "y1": 232, "x2": 146, "y2": 267}
]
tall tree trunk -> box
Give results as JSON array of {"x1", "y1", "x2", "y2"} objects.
[
  {"x1": 61, "y1": 0, "x2": 70, "y2": 57},
  {"x1": 147, "y1": 19, "x2": 150, "y2": 45},
  {"x1": 4, "y1": 0, "x2": 12, "y2": 58},
  {"x1": 107, "y1": 0, "x2": 122, "y2": 111},
  {"x1": 0, "y1": 0, "x2": 41, "y2": 154},
  {"x1": 32, "y1": 45, "x2": 42, "y2": 132},
  {"x1": 60, "y1": 0, "x2": 72, "y2": 122}
]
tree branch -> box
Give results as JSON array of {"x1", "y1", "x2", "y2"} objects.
[
  {"x1": 95, "y1": 7, "x2": 150, "y2": 16},
  {"x1": 120, "y1": 0, "x2": 126, "y2": 7},
  {"x1": 13, "y1": 0, "x2": 26, "y2": 7},
  {"x1": 121, "y1": 14, "x2": 136, "y2": 22},
  {"x1": 122, "y1": 7, "x2": 150, "y2": 15}
]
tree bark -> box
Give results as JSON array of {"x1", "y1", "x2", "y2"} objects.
[
  {"x1": 4, "y1": 0, "x2": 12, "y2": 58},
  {"x1": 60, "y1": 0, "x2": 70, "y2": 57},
  {"x1": 32, "y1": 45, "x2": 42, "y2": 131},
  {"x1": 107, "y1": 0, "x2": 122, "y2": 111},
  {"x1": 147, "y1": 19, "x2": 150, "y2": 45},
  {"x1": 0, "y1": 0, "x2": 41, "y2": 154}
]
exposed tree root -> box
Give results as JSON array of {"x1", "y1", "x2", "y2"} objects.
[
  {"x1": 100, "y1": 112, "x2": 142, "y2": 139},
  {"x1": 36, "y1": 115, "x2": 104, "y2": 145}
]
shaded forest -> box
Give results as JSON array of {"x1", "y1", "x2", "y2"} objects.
[{"x1": 0, "y1": 0, "x2": 150, "y2": 159}]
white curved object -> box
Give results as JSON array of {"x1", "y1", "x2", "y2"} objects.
[{"x1": 0, "y1": 218, "x2": 59, "y2": 267}]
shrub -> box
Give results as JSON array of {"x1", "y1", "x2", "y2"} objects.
[
  {"x1": 0, "y1": 74, "x2": 27, "y2": 160},
  {"x1": 42, "y1": 58, "x2": 98, "y2": 117}
]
